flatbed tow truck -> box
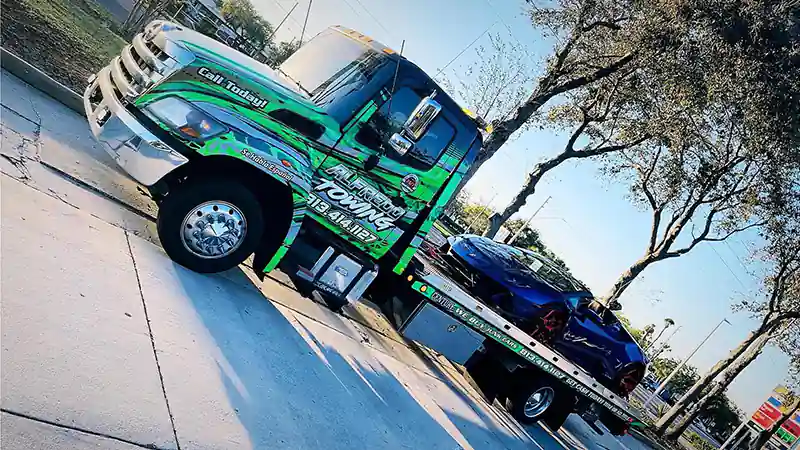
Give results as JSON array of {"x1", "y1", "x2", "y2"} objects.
[
  {"x1": 379, "y1": 250, "x2": 646, "y2": 433},
  {"x1": 82, "y1": 20, "x2": 645, "y2": 436}
]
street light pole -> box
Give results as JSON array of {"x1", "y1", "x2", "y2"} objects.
[
  {"x1": 506, "y1": 196, "x2": 551, "y2": 246},
  {"x1": 720, "y1": 421, "x2": 749, "y2": 450},
  {"x1": 644, "y1": 318, "x2": 730, "y2": 408}
]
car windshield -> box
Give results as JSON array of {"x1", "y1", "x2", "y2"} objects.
[
  {"x1": 512, "y1": 248, "x2": 586, "y2": 293},
  {"x1": 467, "y1": 237, "x2": 585, "y2": 293},
  {"x1": 278, "y1": 29, "x2": 388, "y2": 123}
]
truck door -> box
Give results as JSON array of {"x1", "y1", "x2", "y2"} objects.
[{"x1": 308, "y1": 64, "x2": 475, "y2": 259}]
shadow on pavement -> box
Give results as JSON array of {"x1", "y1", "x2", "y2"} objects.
[{"x1": 164, "y1": 261, "x2": 539, "y2": 450}]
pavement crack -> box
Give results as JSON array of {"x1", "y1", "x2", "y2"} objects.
[
  {"x1": 0, "y1": 409, "x2": 171, "y2": 450},
  {"x1": 1, "y1": 153, "x2": 31, "y2": 180},
  {"x1": 124, "y1": 231, "x2": 182, "y2": 450},
  {"x1": 24, "y1": 93, "x2": 44, "y2": 140},
  {"x1": 47, "y1": 188, "x2": 80, "y2": 209}
]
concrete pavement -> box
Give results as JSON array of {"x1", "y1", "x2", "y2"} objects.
[{"x1": 1, "y1": 68, "x2": 657, "y2": 450}]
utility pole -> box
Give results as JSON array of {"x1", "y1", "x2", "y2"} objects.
[
  {"x1": 720, "y1": 421, "x2": 750, "y2": 450},
  {"x1": 466, "y1": 192, "x2": 498, "y2": 234},
  {"x1": 506, "y1": 196, "x2": 551, "y2": 246},
  {"x1": 268, "y1": 2, "x2": 299, "y2": 42},
  {"x1": 299, "y1": 0, "x2": 313, "y2": 45},
  {"x1": 644, "y1": 318, "x2": 730, "y2": 408}
]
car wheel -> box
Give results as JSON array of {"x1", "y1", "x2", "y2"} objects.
[{"x1": 157, "y1": 179, "x2": 264, "y2": 273}]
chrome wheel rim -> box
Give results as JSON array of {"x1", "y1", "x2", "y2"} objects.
[
  {"x1": 181, "y1": 201, "x2": 246, "y2": 259},
  {"x1": 523, "y1": 386, "x2": 555, "y2": 418}
]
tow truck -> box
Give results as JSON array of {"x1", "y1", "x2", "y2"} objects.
[{"x1": 82, "y1": 20, "x2": 644, "y2": 434}]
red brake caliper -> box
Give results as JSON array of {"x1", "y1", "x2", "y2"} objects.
[
  {"x1": 533, "y1": 309, "x2": 566, "y2": 343},
  {"x1": 619, "y1": 369, "x2": 641, "y2": 396}
]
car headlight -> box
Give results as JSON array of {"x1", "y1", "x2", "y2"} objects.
[{"x1": 144, "y1": 97, "x2": 226, "y2": 141}]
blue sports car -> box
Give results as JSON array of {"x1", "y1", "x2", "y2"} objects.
[{"x1": 439, "y1": 234, "x2": 647, "y2": 397}]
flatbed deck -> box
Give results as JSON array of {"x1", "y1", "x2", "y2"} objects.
[{"x1": 406, "y1": 252, "x2": 644, "y2": 426}]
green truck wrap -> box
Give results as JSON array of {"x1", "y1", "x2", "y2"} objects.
[{"x1": 84, "y1": 20, "x2": 481, "y2": 288}]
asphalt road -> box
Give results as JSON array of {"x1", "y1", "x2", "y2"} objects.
[{"x1": 0, "y1": 69, "x2": 656, "y2": 450}]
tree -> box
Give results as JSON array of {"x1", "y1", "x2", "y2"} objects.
[
  {"x1": 219, "y1": 0, "x2": 274, "y2": 52},
  {"x1": 646, "y1": 318, "x2": 676, "y2": 351},
  {"x1": 617, "y1": 314, "x2": 655, "y2": 349},
  {"x1": 121, "y1": 0, "x2": 179, "y2": 38},
  {"x1": 483, "y1": 69, "x2": 652, "y2": 238},
  {"x1": 438, "y1": 33, "x2": 535, "y2": 127},
  {"x1": 698, "y1": 390, "x2": 742, "y2": 442},
  {"x1": 641, "y1": 323, "x2": 656, "y2": 345},
  {"x1": 657, "y1": 204, "x2": 800, "y2": 438},
  {"x1": 469, "y1": 0, "x2": 651, "y2": 181},
  {"x1": 265, "y1": 39, "x2": 300, "y2": 68},
  {"x1": 460, "y1": 203, "x2": 495, "y2": 235},
  {"x1": 595, "y1": 2, "x2": 800, "y2": 309},
  {"x1": 649, "y1": 357, "x2": 700, "y2": 397}
]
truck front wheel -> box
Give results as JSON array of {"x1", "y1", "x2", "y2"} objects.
[
  {"x1": 157, "y1": 179, "x2": 264, "y2": 273},
  {"x1": 507, "y1": 377, "x2": 574, "y2": 430}
]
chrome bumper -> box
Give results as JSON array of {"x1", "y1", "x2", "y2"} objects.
[{"x1": 83, "y1": 66, "x2": 188, "y2": 187}]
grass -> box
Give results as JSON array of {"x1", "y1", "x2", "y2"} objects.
[
  {"x1": 1, "y1": 0, "x2": 127, "y2": 91},
  {"x1": 686, "y1": 432, "x2": 716, "y2": 450}
]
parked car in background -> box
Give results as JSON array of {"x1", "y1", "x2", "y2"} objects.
[{"x1": 440, "y1": 234, "x2": 648, "y2": 396}]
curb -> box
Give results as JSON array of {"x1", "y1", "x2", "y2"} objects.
[{"x1": 1, "y1": 47, "x2": 84, "y2": 115}]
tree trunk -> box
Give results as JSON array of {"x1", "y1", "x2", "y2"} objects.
[
  {"x1": 482, "y1": 157, "x2": 560, "y2": 238},
  {"x1": 661, "y1": 331, "x2": 772, "y2": 440},
  {"x1": 654, "y1": 327, "x2": 769, "y2": 434},
  {"x1": 599, "y1": 256, "x2": 653, "y2": 307},
  {"x1": 751, "y1": 398, "x2": 800, "y2": 450}
]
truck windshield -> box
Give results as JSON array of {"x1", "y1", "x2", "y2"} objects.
[{"x1": 278, "y1": 29, "x2": 388, "y2": 123}]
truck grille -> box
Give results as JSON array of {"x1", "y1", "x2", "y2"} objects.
[{"x1": 108, "y1": 33, "x2": 173, "y2": 100}]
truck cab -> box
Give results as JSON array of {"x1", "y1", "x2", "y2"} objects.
[{"x1": 83, "y1": 21, "x2": 482, "y2": 306}]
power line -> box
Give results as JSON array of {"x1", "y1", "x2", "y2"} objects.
[
  {"x1": 338, "y1": 0, "x2": 365, "y2": 20},
  {"x1": 435, "y1": 21, "x2": 497, "y2": 78},
  {"x1": 723, "y1": 239, "x2": 755, "y2": 279},
  {"x1": 482, "y1": 0, "x2": 541, "y2": 68},
  {"x1": 709, "y1": 242, "x2": 750, "y2": 294},
  {"x1": 349, "y1": 0, "x2": 396, "y2": 43}
]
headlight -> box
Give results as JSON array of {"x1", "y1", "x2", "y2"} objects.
[{"x1": 144, "y1": 97, "x2": 227, "y2": 141}]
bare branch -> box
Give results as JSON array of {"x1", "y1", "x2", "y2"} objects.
[
  {"x1": 552, "y1": 53, "x2": 637, "y2": 95},
  {"x1": 663, "y1": 219, "x2": 765, "y2": 258},
  {"x1": 581, "y1": 19, "x2": 625, "y2": 33}
]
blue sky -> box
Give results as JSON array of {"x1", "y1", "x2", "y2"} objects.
[{"x1": 252, "y1": 0, "x2": 789, "y2": 414}]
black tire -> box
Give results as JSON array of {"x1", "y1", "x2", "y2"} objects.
[
  {"x1": 157, "y1": 179, "x2": 264, "y2": 273},
  {"x1": 506, "y1": 377, "x2": 574, "y2": 430}
]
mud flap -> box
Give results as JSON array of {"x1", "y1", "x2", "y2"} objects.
[{"x1": 252, "y1": 239, "x2": 278, "y2": 281}]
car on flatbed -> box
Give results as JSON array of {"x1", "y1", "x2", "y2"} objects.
[{"x1": 439, "y1": 234, "x2": 647, "y2": 398}]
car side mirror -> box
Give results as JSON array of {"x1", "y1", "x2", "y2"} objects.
[{"x1": 403, "y1": 94, "x2": 442, "y2": 141}]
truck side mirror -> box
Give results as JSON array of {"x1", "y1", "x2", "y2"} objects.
[
  {"x1": 403, "y1": 95, "x2": 442, "y2": 141},
  {"x1": 388, "y1": 132, "x2": 413, "y2": 156}
]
